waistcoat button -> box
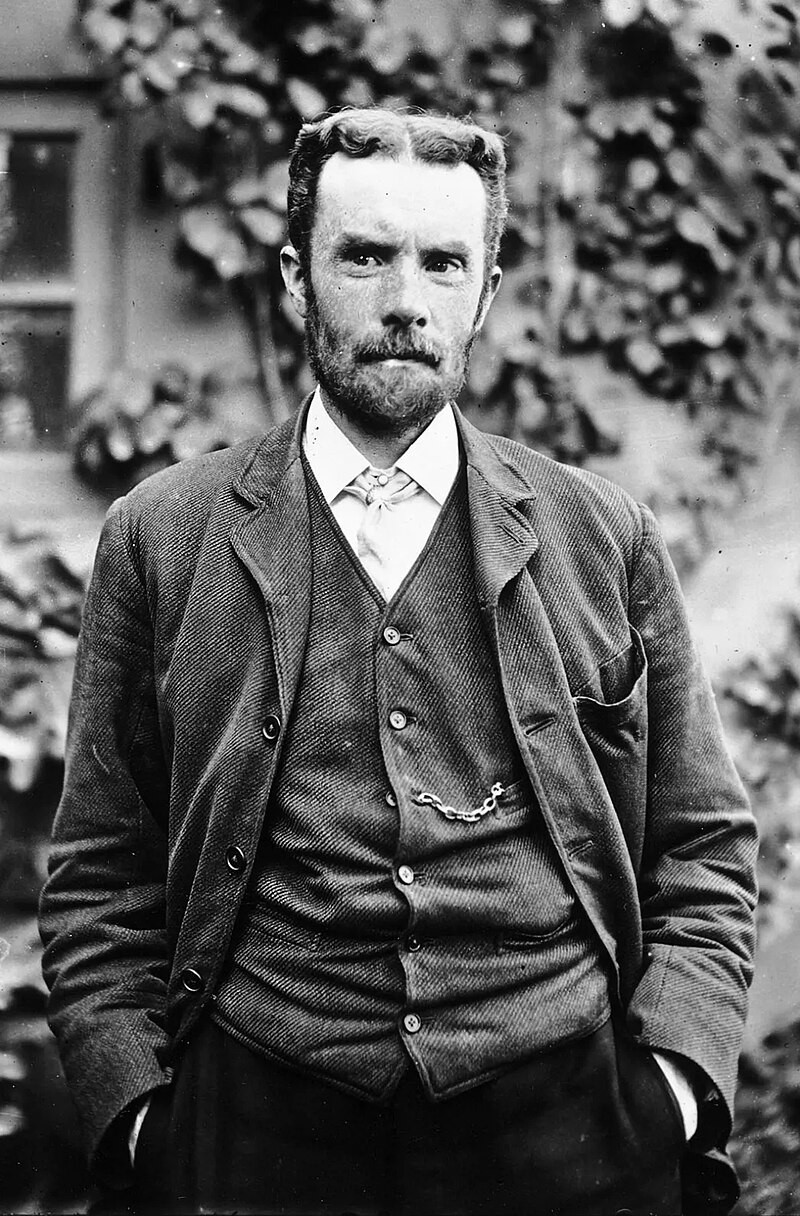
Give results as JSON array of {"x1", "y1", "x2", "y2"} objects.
[
  {"x1": 383, "y1": 626, "x2": 401, "y2": 646},
  {"x1": 261, "y1": 715, "x2": 281, "y2": 742},
  {"x1": 388, "y1": 709, "x2": 408, "y2": 730},
  {"x1": 398, "y1": 865, "x2": 415, "y2": 885},
  {"x1": 180, "y1": 967, "x2": 203, "y2": 994},
  {"x1": 385, "y1": 791, "x2": 397, "y2": 807},
  {"x1": 403, "y1": 1013, "x2": 421, "y2": 1034},
  {"x1": 406, "y1": 934, "x2": 422, "y2": 952},
  {"x1": 225, "y1": 846, "x2": 246, "y2": 873}
]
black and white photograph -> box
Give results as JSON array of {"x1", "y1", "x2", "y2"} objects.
[{"x1": 0, "y1": 0, "x2": 797, "y2": 1213}]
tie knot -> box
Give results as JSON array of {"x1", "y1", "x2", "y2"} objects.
[{"x1": 347, "y1": 467, "x2": 418, "y2": 507}]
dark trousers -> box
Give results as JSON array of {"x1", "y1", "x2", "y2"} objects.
[{"x1": 107, "y1": 1015, "x2": 685, "y2": 1216}]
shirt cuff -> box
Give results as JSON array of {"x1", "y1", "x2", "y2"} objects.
[
  {"x1": 651, "y1": 1048, "x2": 699, "y2": 1141},
  {"x1": 128, "y1": 1094, "x2": 152, "y2": 1169}
]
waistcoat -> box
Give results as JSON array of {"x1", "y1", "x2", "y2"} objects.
[{"x1": 212, "y1": 464, "x2": 610, "y2": 1100}]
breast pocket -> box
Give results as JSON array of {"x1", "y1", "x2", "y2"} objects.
[{"x1": 573, "y1": 627, "x2": 648, "y2": 844}]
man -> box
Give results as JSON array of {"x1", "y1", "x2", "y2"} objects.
[{"x1": 40, "y1": 108, "x2": 758, "y2": 1216}]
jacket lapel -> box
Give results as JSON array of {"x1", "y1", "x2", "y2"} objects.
[
  {"x1": 229, "y1": 405, "x2": 312, "y2": 716},
  {"x1": 456, "y1": 409, "x2": 539, "y2": 609},
  {"x1": 456, "y1": 410, "x2": 635, "y2": 992}
]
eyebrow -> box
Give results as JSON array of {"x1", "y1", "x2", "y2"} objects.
[{"x1": 334, "y1": 232, "x2": 476, "y2": 261}]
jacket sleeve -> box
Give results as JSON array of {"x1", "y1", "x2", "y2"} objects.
[
  {"x1": 625, "y1": 503, "x2": 758, "y2": 1137},
  {"x1": 38, "y1": 496, "x2": 173, "y2": 1183}
]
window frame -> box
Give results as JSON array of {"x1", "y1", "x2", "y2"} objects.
[{"x1": 0, "y1": 87, "x2": 123, "y2": 456}]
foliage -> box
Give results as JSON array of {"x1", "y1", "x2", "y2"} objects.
[
  {"x1": 0, "y1": 531, "x2": 85, "y2": 795},
  {"x1": 733, "y1": 1018, "x2": 800, "y2": 1215},
  {"x1": 555, "y1": 1, "x2": 800, "y2": 483},
  {"x1": 72, "y1": 360, "x2": 267, "y2": 490},
  {"x1": 72, "y1": 0, "x2": 800, "y2": 504},
  {"x1": 723, "y1": 604, "x2": 800, "y2": 944}
]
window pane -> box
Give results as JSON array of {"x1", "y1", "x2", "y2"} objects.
[
  {"x1": 0, "y1": 308, "x2": 71, "y2": 449},
  {"x1": 0, "y1": 134, "x2": 75, "y2": 281}
]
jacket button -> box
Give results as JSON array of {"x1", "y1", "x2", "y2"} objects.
[
  {"x1": 180, "y1": 967, "x2": 203, "y2": 994},
  {"x1": 398, "y1": 865, "x2": 415, "y2": 885},
  {"x1": 225, "y1": 846, "x2": 246, "y2": 873},
  {"x1": 261, "y1": 715, "x2": 281, "y2": 742},
  {"x1": 403, "y1": 1013, "x2": 421, "y2": 1034},
  {"x1": 406, "y1": 934, "x2": 422, "y2": 952},
  {"x1": 385, "y1": 791, "x2": 397, "y2": 807},
  {"x1": 383, "y1": 626, "x2": 401, "y2": 646},
  {"x1": 388, "y1": 709, "x2": 408, "y2": 730}
]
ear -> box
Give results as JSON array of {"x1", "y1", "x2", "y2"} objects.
[
  {"x1": 280, "y1": 244, "x2": 307, "y2": 319},
  {"x1": 475, "y1": 266, "x2": 502, "y2": 333}
]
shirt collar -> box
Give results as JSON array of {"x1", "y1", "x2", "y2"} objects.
[{"x1": 302, "y1": 388, "x2": 460, "y2": 507}]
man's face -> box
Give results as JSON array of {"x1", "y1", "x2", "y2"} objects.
[{"x1": 282, "y1": 153, "x2": 501, "y2": 439}]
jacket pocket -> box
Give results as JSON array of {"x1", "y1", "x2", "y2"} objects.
[
  {"x1": 498, "y1": 909, "x2": 579, "y2": 949},
  {"x1": 573, "y1": 627, "x2": 648, "y2": 847}
]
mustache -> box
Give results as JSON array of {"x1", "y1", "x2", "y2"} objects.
[{"x1": 355, "y1": 337, "x2": 441, "y2": 368}]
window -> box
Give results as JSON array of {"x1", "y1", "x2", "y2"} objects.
[{"x1": 0, "y1": 93, "x2": 119, "y2": 453}]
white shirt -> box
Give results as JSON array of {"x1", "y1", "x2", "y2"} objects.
[{"x1": 302, "y1": 389, "x2": 460, "y2": 600}]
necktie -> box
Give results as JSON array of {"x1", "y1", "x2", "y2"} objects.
[{"x1": 342, "y1": 466, "x2": 421, "y2": 597}]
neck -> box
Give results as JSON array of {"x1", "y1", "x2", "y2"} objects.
[{"x1": 318, "y1": 389, "x2": 442, "y2": 468}]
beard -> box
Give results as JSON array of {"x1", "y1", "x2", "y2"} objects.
[{"x1": 304, "y1": 289, "x2": 477, "y2": 439}]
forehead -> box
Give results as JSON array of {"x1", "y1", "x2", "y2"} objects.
[{"x1": 312, "y1": 153, "x2": 487, "y2": 251}]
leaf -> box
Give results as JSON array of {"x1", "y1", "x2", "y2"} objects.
[
  {"x1": 129, "y1": 0, "x2": 167, "y2": 50},
  {"x1": 665, "y1": 148, "x2": 693, "y2": 188},
  {"x1": 119, "y1": 68, "x2": 151, "y2": 107},
  {"x1": 169, "y1": 0, "x2": 205, "y2": 17},
  {"x1": 0, "y1": 1104, "x2": 25, "y2": 1138},
  {"x1": 628, "y1": 158, "x2": 660, "y2": 192},
  {"x1": 224, "y1": 44, "x2": 266, "y2": 77},
  {"x1": 106, "y1": 419, "x2": 137, "y2": 463},
  {"x1": 626, "y1": 337, "x2": 664, "y2": 377},
  {"x1": 704, "y1": 351, "x2": 737, "y2": 383},
  {"x1": 646, "y1": 262, "x2": 685, "y2": 295},
  {"x1": 154, "y1": 27, "x2": 202, "y2": 78},
  {"x1": 239, "y1": 206, "x2": 284, "y2": 246},
  {"x1": 161, "y1": 156, "x2": 203, "y2": 204},
  {"x1": 646, "y1": 0, "x2": 684, "y2": 24},
  {"x1": 262, "y1": 160, "x2": 290, "y2": 211},
  {"x1": 587, "y1": 99, "x2": 653, "y2": 141},
  {"x1": 655, "y1": 322, "x2": 690, "y2": 346},
  {"x1": 498, "y1": 15, "x2": 534, "y2": 48},
  {"x1": 181, "y1": 203, "x2": 232, "y2": 259},
  {"x1": 688, "y1": 315, "x2": 728, "y2": 348},
  {"x1": 709, "y1": 241, "x2": 735, "y2": 273},
  {"x1": 0, "y1": 1052, "x2": 24, "y2": 1083},
  {"x1": 295, "y1": 23, "x2": 341, "y2": 56},
  {"x1": 786, "y1": 234, "x2": 800, "y2": 281},
  {"x1": 181, "y1": 85, "x2": 218, "y2": 129},
  {"x1": 212, "y1": 231, "x2": 251, "y2": 280},
  {"x1": 675, "y1": 205, "x2": 718, "y2": 250},
  {"x1": 561, "y1": 309, "x2": 594, "y2": 347},
  {"x1": 697, "y1": 193, "x2": 748, "y2": 243},
  {"x1": 649, "y1": 120, "x2": 675, "y2": 151},
  {"x1": 286, "y1": 78, "x2": 328, "y2": 120},
  {"x1": 178, "y1": 221, "x2": 248, "y2": 282},
  {"x1": 83, "y1": 11, "x2": 129, "y2": 56},
  {"x1": 141, "y1": 52, "x2": 181, "y2": 94},
  {"x1": 601, "y1": 0, "x2": 646, "y2": 28},
  {"x1": 217, "y1": 84, "x2": 269, "y2": 119}
]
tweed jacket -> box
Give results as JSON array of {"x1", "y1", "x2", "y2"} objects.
[{"x1": 39, "y1": 403, "x2": 758, "y2": 1184}]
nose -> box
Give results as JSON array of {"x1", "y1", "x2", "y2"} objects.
[{"x1": 381, "y1": 259, "x2": 430, "y2": 329}]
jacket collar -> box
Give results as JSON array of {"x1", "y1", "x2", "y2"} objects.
[
  {"x1": 230, "y1": 397, "x2": 541, "y2": 630},
  {"x1": 454, "y1": 408, "x2": 540, "y2": 609}
]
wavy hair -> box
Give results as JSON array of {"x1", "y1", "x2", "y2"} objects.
[{"x1": 286, "y1": 108, "x2": 508, "y2": 284}]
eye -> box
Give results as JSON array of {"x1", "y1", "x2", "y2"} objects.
[
  {"x1": 426, "y1": 254, "x2": 464, "y2": 276},
  {"x1": 343, "y1": 246, "x2": 383, "y2": 269}
]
